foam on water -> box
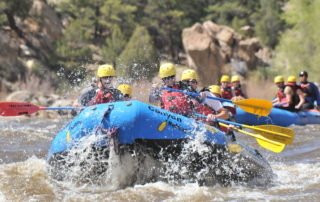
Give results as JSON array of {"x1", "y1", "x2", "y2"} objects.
[{"x1": 1, "y1": 117, "x2": 320, "y2": 200}]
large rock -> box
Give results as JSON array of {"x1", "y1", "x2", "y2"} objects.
[
  {"x1": 0, "y1": 30, "x2": 27, "y2": 90},
  {"x1": 182, "y1": 23, "x2": 226, "y2": 86},
  {"x1": 0, "y1": 0, "x2": 63, "y2": 95},
  {"x1": 182, "y1": 21, "x2": 269, "y2": 86}
]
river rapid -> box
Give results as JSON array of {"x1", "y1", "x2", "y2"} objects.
[{"x1": 0, "y1": 117, "x2": 320, "y2": 201}]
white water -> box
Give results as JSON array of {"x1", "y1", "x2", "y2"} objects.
[{"x1": 1, "y1": 118, "x2": 320, "y2": 201}]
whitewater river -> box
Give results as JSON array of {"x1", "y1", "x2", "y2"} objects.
[{"x1": 0, "y1": 116, "x2": 319, "y2": 201}]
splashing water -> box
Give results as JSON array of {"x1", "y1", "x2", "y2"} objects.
[{"x1": 2, "y1": 118, "x2": 320, "y2": 200}]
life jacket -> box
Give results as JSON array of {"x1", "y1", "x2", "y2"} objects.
[
  {"x1": 285, "y1": 83, "x2": 300, "y2": 110},
  {"x1": 300, "y1": 82, "x2": 315, "y2": 104},
  {"x1": 161, "y1": 83, "x2": 193, "y2": 116},
  {"x1": 233, "y1": 86, "x2": 246, "y2": 98},
  {"x1": 277, "y1": 86, "x2": 286, "y2": 102},
  {"x1": 89, "y1": 88, "x2": 122, "y2": 105},
  {"x1": 221, "y1": 86, "x2": 233, "y2": 100}
]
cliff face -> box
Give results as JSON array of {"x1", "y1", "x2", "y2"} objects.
[
  {"x1": 0, "y1": 0, "x2": 62, "y2": 95},
  {"x1": 182, "y1": 21, "x2": 271, "y2": 86}
]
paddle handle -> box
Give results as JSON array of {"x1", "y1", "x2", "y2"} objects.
[{"x1": 162, "y1": 88, "x2": 232, "y2": 103}]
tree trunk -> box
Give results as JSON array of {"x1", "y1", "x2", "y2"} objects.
[{"x1": 5, "y1": 11, "x2": 24, "y2": 38}]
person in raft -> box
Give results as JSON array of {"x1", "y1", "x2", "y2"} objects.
[
  {"x1": 273, "y1": 75, "x2": 305, "y2": 111},
  {"x1": 77, "y1": 64, "x2": 124, "y2": 107},
  {"x1": 231, "y1": 75, "x2": 247, "y2": 100},
  {"x1": 179, "y1": 69, "x2": 229, "y2": 123},
  {"x1": 117, "y1": 84, "x2": 133, "y2": 101},
  {"x1": 298, "y1": 70, "x2": 320, "y2": 110},
  {"x1": 220, "y1": 75, "x2": 233, "y2": 100},
  {"x1": 149, "y1": 63, "x2": 194, "y2": 117}
]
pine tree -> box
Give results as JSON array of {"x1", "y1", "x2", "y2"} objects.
[{"x1": 118, "y1": 26, "x2": 159, "y2": 80}]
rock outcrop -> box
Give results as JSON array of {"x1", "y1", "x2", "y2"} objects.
[
  {"x1": 0, "y1": 0, "x2": 63, "y2": 94},
  {"x1": 182, "y1": 21, "x2": 270, "y2": 86}
]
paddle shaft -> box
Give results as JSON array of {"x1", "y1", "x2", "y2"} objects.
[
  {"x1": 162, "y1": 87, "x2": 231, "y2": 103},
  {"x1": 0, "y1": 102, "x2": 82, "y2": 116},
  {"x1": 195, "y1": 113, "x2": 241, "y2": 127},
  {"x1": 40, "y1": 107, "x2": 78, "y2": 110}
]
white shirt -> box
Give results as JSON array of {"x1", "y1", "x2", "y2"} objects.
[{"x1": 201, "y1": 91, "x2": 223, "y2": 112}]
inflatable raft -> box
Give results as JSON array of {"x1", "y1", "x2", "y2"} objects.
[
  {"x1": 235, "y1": 107, "x2": 320, "y2": 127},
  {"x1": 47, "y1": 101, "x2": 273, "y2": 185}
]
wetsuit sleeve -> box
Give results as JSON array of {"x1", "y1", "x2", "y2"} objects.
[
  {"x1": 149, "y1": 88, "x2": 161, "y2": 103},
  {"x1": 310, "y1": 82, "x2": 320, "y2": 105},
  {"x1": 78, "y1": 86, "x2": 98, "y2": 106}
]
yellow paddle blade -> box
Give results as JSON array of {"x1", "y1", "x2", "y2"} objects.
[
  {"x1": 255, "y1": 137, "x2": 286, "y2": 153},
  {"x1": 219, "y1": 122, "x2": 286, "y2": 153},
  {"x1": 244, "y1": 124, "x2": 295, "y2": 145},
  {"x1": 237, "y1": 128, "x2": 286, "y2": 153},
  {"x1": 234, "y1": 98, "x2": 273, "y2": 116}
]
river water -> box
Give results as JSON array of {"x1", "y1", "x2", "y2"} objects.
[{"x1": 0, "y1": 117, "x2": 319, "y2": 201}]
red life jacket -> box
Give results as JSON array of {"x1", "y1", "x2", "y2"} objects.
[
  {"x1": 194, "y1": 102, "x2": 214, "y2": 116},
  {"x1": 88, "y1": 89, "x2": 116, "y2": 105},
  {"x1": 221, "y1": 86, "x2": 233, "y2": 100},
  {"x1": 233, "y1": 87, "x2": 245, "y2": 97},
  {"x1": 277, "y1": 86, "x2": 286, "y2": 102},
  {"x1": 161, "y1": 84, "x2": 193, "y2": 116}
]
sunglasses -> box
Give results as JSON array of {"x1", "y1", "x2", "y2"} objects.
[
  {"x1": 101, "y1": 76, "x2": 114, "y2": 79},
  {"x1": 187, "y1": 80, "x2": 198, "y2": 84},
  {"x1": 163, "y1": 75, "x2": 175, "y2": 81}
]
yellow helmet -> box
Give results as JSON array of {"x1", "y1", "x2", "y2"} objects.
[
  {"x1": 220, "y1": 75, "x2": 230, "y2": 83},
  {"x1": 274, "y1": 75, "x2": 284, "y2": 83},
  {"x1": 117, "y1": 84, "x2": 133, "y2": 96},
  {"x1": 208, "y1": 85, "x2": 221, "y2": 96},
  {"x1": 181, "y1": 69, "x2": 198, "y2": 81},
  {"x1": 287, "y1": 76, "x2": 297, "y2": 83},
  {"x1": 159, "y1": 63, "x2": 176, "y2": 78},
  {"x1": 231, "y1": 75, "x2": 240, "y2": 83},
  {"x1": 97, "y1": 64, "x2": 116, "y2": 77}
]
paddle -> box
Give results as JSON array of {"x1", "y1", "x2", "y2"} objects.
[
  {"x1": 195, "y1": 113, "x2": 294, "y2": 145},
  {"x1": 218, "y1": 122, "x2": 286, "y2": 153},
  {"x1": 162, "y1": 87, "x2": 272, "y2": 116},
  {"x1": 0, "y1": 102, "x2": 78, "y2": 116}
]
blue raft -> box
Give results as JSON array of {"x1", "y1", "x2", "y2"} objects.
[
  {"x1": 235, "y1": 107, "x2": 320, "y2": 127},
  {"x1": 47, "y1": 101, "x2": 272, "y2": 185}
]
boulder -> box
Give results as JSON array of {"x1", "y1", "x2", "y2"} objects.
[
  {"x1": 182, "y1": 23, "x2": 225, "y2": 86},
  {"x1": 182, "y1": 21, "x2": 270, "y2": 86}
]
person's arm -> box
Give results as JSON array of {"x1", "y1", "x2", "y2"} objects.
[
  {"x1": 205, "y1": 94, "x2": 230, "y2": 121},
  {"x1": 295, "y1": 89, "x2": 306, "y2": 109},
  {"x1": 272, "y1": 97, "x2": 279, "y2": 104},
  {"x1": 149, "y1": 83, "x2": 162, "y2": 103},
  {"x1": 310, "y1": 82, "x2": 320, "y2": 105},
  {"x1": 78, "y1": 86, "x2": 98, "y2": 107},
  {"x1": 284, "y1": 86, "x2": 294, "y2": 105}
]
